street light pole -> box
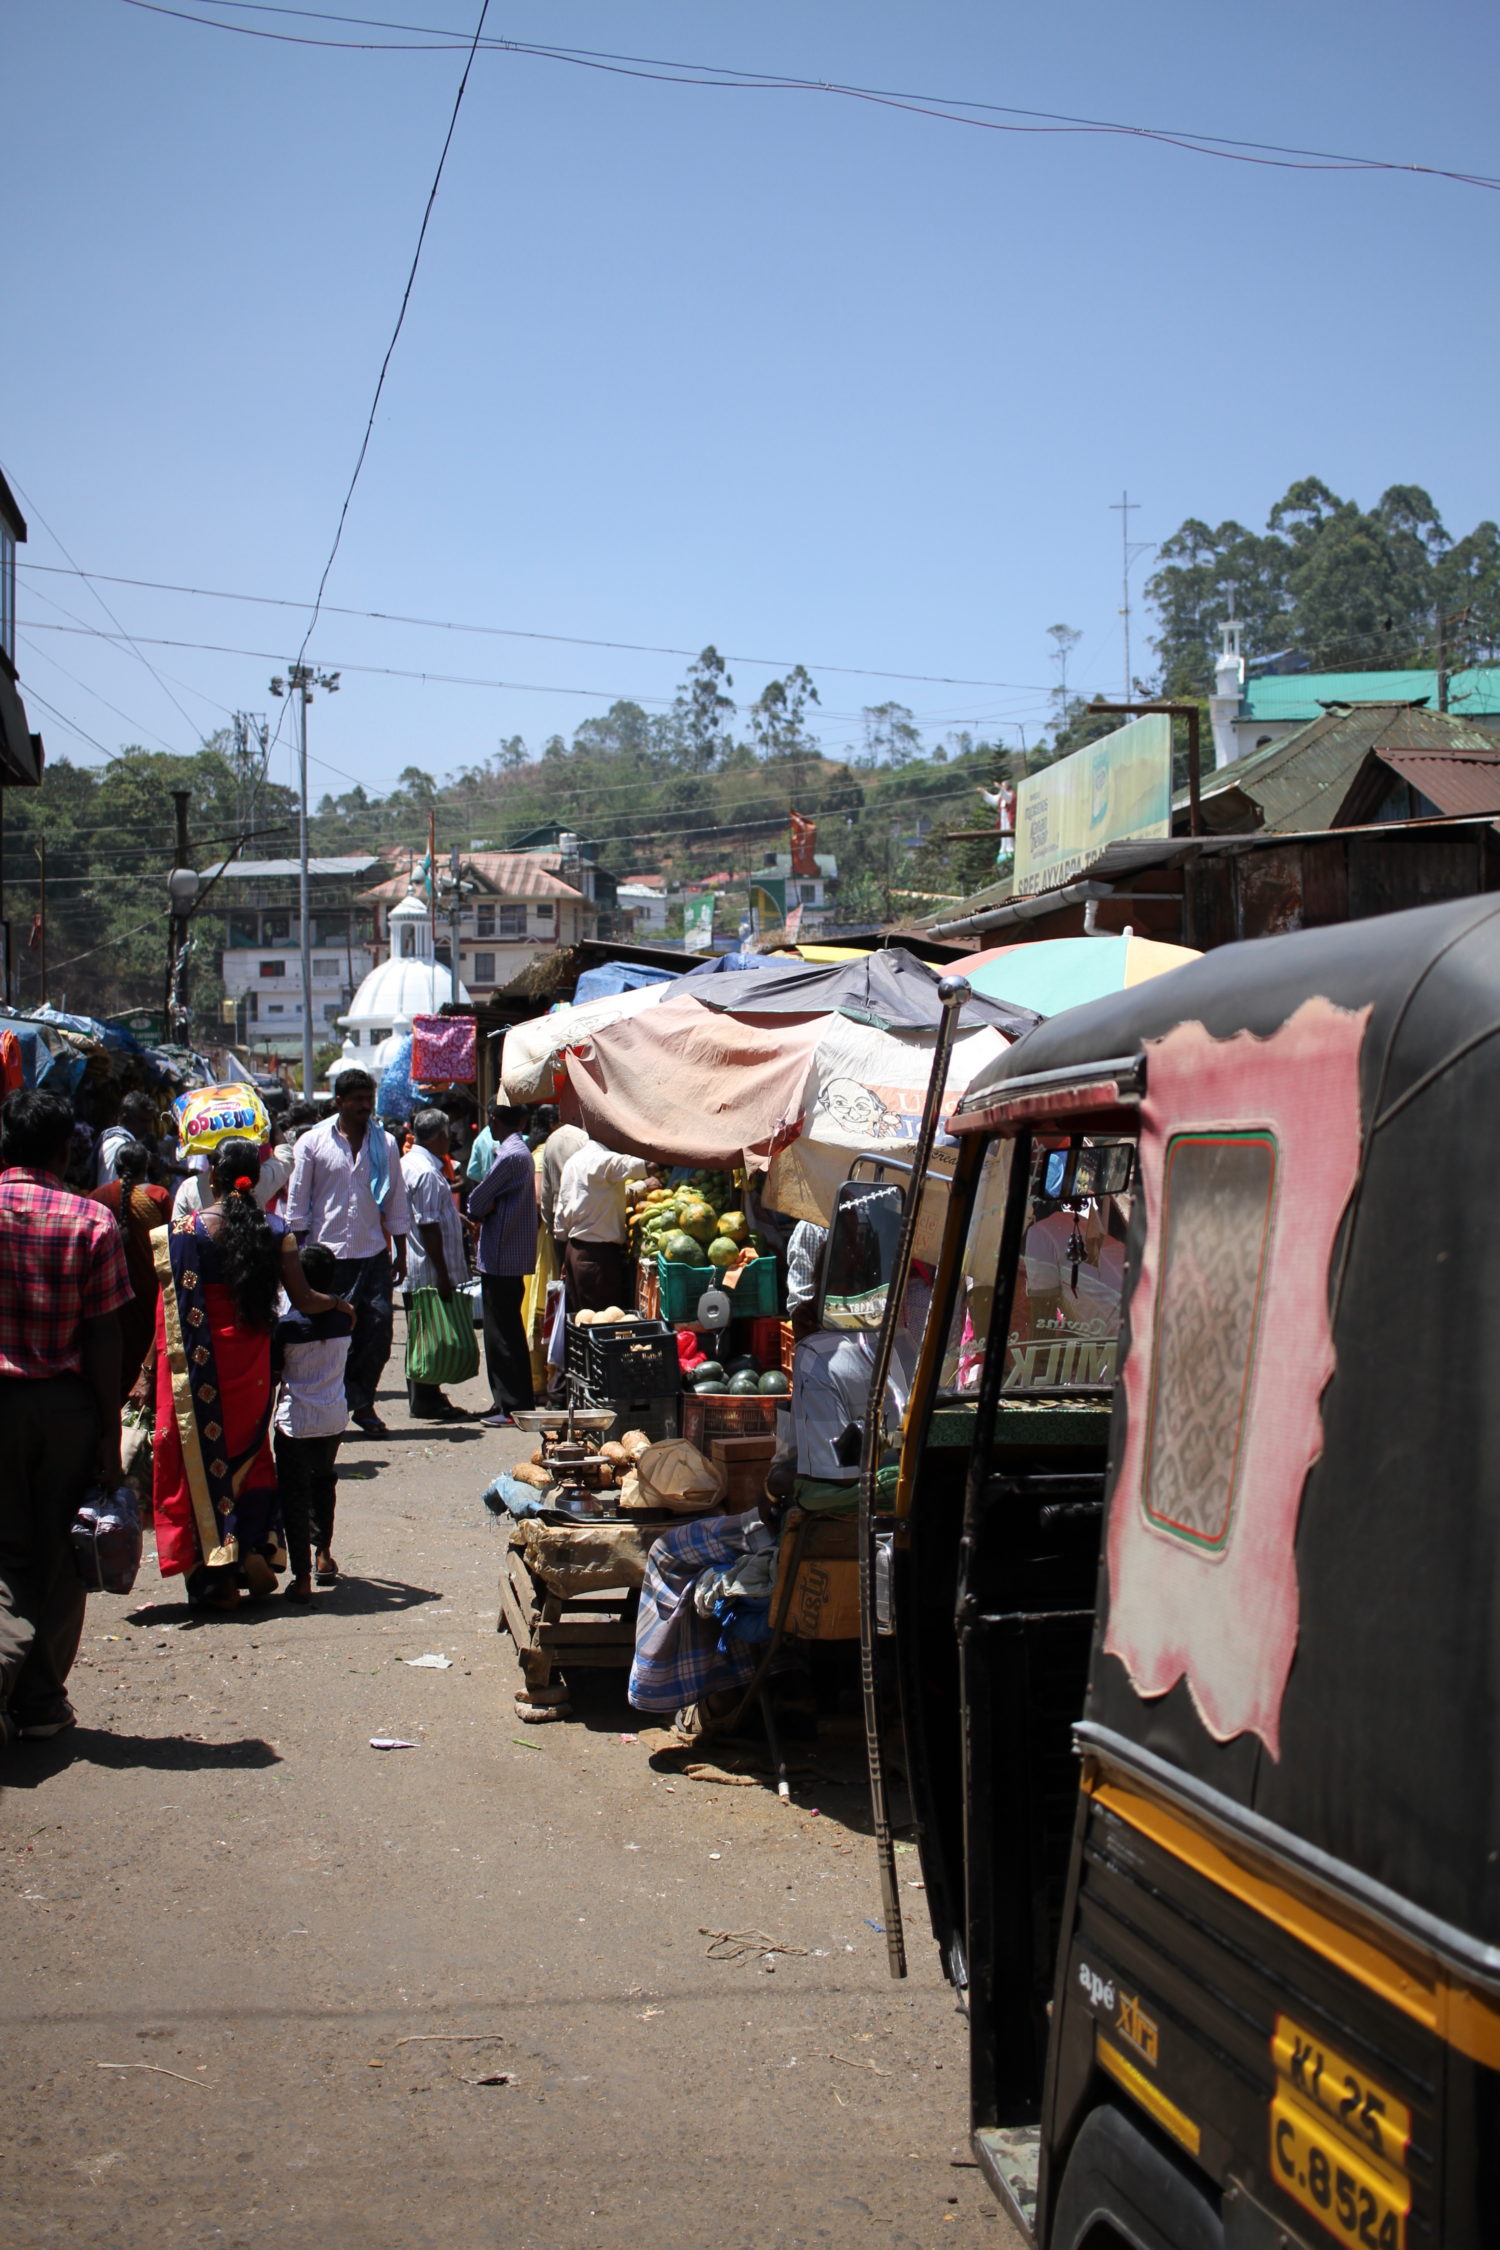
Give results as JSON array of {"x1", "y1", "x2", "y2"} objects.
[{"x1": 272, "y1": 663, "x2": 340, "y2": 1095}]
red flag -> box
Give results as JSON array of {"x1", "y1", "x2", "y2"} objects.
[{"x1": 789, "y1": 810, "x2": 817, "y2": 878}]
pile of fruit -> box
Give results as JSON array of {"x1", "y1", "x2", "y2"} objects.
[
  {"x1": 689, "y1": 1352, "x2": 790, "y2": 1398},
  {"x1": 628, "y1": 1171, "x2": 766, "y2": 1274}
]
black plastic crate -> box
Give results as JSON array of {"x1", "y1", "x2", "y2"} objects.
[{"x1": 566, "y1": 1317, "x2": 681, "y2": 1400}]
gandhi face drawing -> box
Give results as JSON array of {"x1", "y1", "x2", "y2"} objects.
[{"x1": 820, "y1": 1077, "x2": 901, "y2": 1140}]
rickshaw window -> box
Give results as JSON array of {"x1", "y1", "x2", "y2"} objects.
[{"x1": 938, "y1": 1129, "x2": 1136, "y2": 1401}]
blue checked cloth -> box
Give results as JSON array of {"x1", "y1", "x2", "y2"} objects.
[{"x1": 628, "y1": 1510, "x2": 766, "y2": 1714}]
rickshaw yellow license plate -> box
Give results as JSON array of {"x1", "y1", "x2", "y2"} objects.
[
  {"x1": 1269, "y1": 2013, "x2": 1410, "y2": 2250},
  {"x1": 1270, "y1": 2094, "x2": 1407, "y2": 2250}
]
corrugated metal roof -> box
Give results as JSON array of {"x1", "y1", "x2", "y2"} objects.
[
  {"x1": 1192, "y1": 703, "x2": 1500, "y2": 835},
  {"x1": 359, "y1": 850, "x2": 587, "y2": 904},
  {"x1": 1243, "y1": 667, "x2": 1500, "y2": 722},
  {"x1": 1376, "y1": 749, "x2": 1500, "y2": 819},
  {"x1": 206, "y1": 856, "x2": 379, "y2": 879}
]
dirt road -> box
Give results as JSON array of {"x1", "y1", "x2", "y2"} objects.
[{"x1": 1, "y1": 1354, "x2": 1018, "y2": 2249}]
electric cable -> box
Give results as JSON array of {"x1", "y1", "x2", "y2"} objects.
[
  {"x1": 16, "y1": 562, "x2": 1052, "y2": 694},
  {"x1": 117, "y1": 0, "x2": 1500, "y2": 194},
  {"x1": 288, "y1": 0, "x2": 492, "y2": 670}
]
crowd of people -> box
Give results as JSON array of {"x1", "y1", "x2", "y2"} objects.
[{"x1": 0, "y1": 1062, "x2": 625, "y2": 1744}]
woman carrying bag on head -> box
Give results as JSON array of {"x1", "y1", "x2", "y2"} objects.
[{"x1": 152, "y1": 1139, "x2": 351, "y2": 1612}]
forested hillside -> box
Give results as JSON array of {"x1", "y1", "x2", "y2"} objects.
[
  {"x1": 15, "y1": 473, "x2": 1499, "y2": 1024},
  {"x1": 307, "y1": 648, "x2": 1016, "y2": 922}
]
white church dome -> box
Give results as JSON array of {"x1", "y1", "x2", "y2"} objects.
[{"x1": 337, "y1": 886, "x2": 469, "y2": 1070}]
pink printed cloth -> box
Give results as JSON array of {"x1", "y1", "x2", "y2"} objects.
[
  {"x1": 1103, "y1": 997, "x2": 1369, "y2": 1758},
  {"x1": 411, "y1": 1014, "x2": 476, "y2": 1085}
]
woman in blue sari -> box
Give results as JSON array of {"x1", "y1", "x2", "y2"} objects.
[{"x1": 152, "y1": 1139, "x2": 349, "y2": 1611}]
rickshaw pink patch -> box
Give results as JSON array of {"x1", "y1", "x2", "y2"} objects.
[{"x1": 1103, "y1": 996, "x2": 1369, "y2": 1757}]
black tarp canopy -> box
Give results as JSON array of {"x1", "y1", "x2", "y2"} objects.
[
  {"x1": 695, "y1": 946, "x2": 1037, "y2": 1039},
  {"x1": 966, "y1": 894, "x2": 1500, "y2": 1955}
]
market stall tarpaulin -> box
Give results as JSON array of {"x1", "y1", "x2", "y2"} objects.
[
  {"x1": 560, "y1": 993, "x2": 826, "y2": 1170},
  {"x1": 500, "y1": 981, "x2": 682, "y2": 1104},
  {"x1": 559, "y1": 947, "x2": 1037, "y2": 1212},
  {"x1": 762, "y1": 1013, "x2": 1010, "y2": 1226}
]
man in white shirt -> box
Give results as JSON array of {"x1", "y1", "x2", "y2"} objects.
[
  {"x1": 553, "y1": 1137, "x2": 646, "y2": 1316},
  {"x1": 401, "y1": 1107, "x2": 469, "y2": 1421},
  {"x1": 285, "y1": 1068, "x2": 410, "y2": 1436}
]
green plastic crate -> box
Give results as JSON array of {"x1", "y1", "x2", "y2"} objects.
[{"x1": 656, "y1": 1250, "x2": 779, "y2": 1324}]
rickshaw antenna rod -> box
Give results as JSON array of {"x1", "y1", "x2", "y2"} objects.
[{"x1": 858, "y1": 973, "x2": 972, "y2": 1980}]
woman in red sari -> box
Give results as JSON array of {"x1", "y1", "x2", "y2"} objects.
[{"x1": 152, "y1": 1138, "x2": 348, "y2": 1611}]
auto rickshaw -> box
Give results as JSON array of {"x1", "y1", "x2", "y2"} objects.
[{"x1": 842, "y1": 894, "x2": 1500, "y2": 2249}]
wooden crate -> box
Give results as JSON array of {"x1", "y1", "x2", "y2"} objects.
[{"x1": 498, "y1": 1524, "x2": 642, "y2": 1694}]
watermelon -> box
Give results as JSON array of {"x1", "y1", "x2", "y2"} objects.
[
  {"x1": 662, "y1": 1230, "x2": 701, "y2": 1264},
  {"x1": 694, "y1": 1360, "x2": 725, "y2": 1385},
  {"x1": 727, "y1": 1371, "x2": 762, "y2": 1396},
  {"x1": 726, "y1": 1355, "x2": 759, "y2": 1377},
  {"x1": 694, "y1": 1379, "x2": 729, "y2": 1394},
  {"x1": 758, "y1": 1370, "x2": 790, "y2": 1395}
]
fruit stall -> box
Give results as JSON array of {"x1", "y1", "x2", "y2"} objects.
[{"x1": 563, "y1": 1164, "x2": 792, "y2": 1445}]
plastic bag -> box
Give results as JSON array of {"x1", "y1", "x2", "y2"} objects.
[
  {"x1": 630, "y1": 1438, "x2": 727, "y2": 1515},
  {"x1": 406, "y1": 1287, "x2": 480, "y2": 1388},
  {"x1": 71, "y1": 1483, "x2": 144, "y2": 1595}
]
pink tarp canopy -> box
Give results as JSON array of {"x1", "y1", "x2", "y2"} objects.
[
  {"x1": 561, "y1": 985, "x2": 1012, "y2": 1223},
  {"x1": 562, "y1": 993, "x2": 827, "y2": 1171}
]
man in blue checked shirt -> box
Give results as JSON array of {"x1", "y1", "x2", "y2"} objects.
[{"x1": 466, "y1": 1105, "x2": 537, "y2": 1430}]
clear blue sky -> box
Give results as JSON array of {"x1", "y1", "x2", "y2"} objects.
[{"x1": 6, "y1": 0, "x2": 1499, "y2": 819}]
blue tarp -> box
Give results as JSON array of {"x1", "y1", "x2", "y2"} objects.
[
  {"x1": 572, "y1": 961, "x2": 680, "y2": 1005},
  {"x1": 0, "y1": 1017, "x2": 59, "y2": 1090},
  {"x1": 377, "y1": 1034, "x2": 418, "y2": 1122}
]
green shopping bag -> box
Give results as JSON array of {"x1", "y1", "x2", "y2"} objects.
[{"x1": 406, "y1": 1287, "x2": 480, "y2": 1388}]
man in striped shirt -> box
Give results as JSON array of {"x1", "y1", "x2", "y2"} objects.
[{"x1": 466, "y1": 1106, "x2": 537, "y2": 1430}]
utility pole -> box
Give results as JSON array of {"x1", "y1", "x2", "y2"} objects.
[
  {"x1": 1110, "y1": 492, "x2": 1153, "y2": 703},
  {"x1": 229, "y1": 710, "x2": 271, "y2": 843},
  {"x1": 271, "y1": 663, "x2": 340, "y2": 1095},
  {"x1": 35, "y1": 838, "x2": 46, "y2": 1006},
  {"x1": 164, "y1": 790, "x2": 201, "y2": 1039},
  {"x1": 438, "y1": 843, "x2": 475, "y2": 1004}
]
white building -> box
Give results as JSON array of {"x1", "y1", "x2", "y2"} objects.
[
  {"x1": 359, "y1": 850, "x2": 597, "y2": 999},
  {"x1": 617, "y1": 875, "x2": 671, "y2": 934},
  {"x1": 208, "y1": 856, "x2": 381, "y2": 1062},
  {"x1": 338, "y1": 888, "x2": 470, "y2": 1072}
]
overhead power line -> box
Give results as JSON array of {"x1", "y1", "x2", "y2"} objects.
[
  {"x1": 0, "y1": 460, "x2": 202, "y2": 756},
  {"x1": 118, "y1": 0, "x2": 1500, "y2": 194},
  {"x1": 289, "y1": 0, "x2": 491, "y2": 671},
  {"x1": 16, "y1": 562, "x2": 1051, "y2": 692},
  {"x1": 21, "y1": 622, "x2": 1044, "y2": 733}
]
